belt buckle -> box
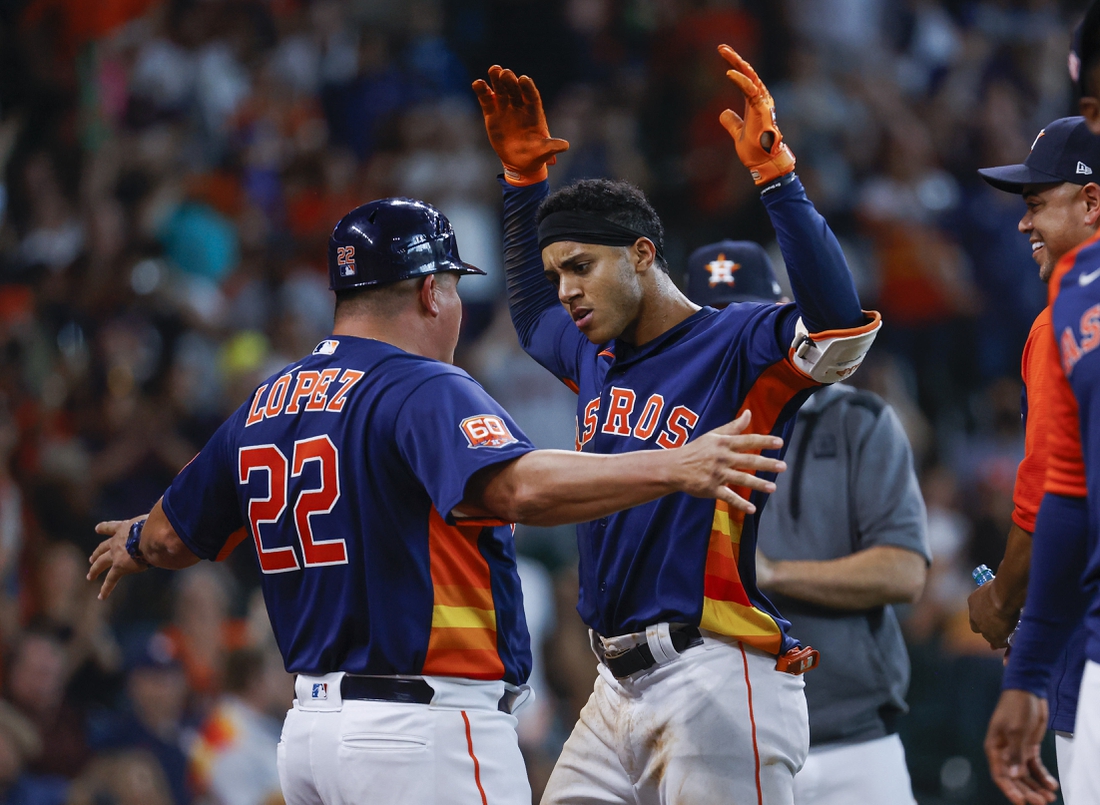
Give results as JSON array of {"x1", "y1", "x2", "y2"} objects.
[
  {"x1": 776, "y1": 645, "x2": 819, "y2": 675},
  {"x1": 599, "y1": 631, "x2": 645, "y2": 657}
]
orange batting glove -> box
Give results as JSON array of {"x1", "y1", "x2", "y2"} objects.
[
  {"x1": 717, "y1": 45, "x2": 795, "y2": 186},
  {"x1": 472, "y1": 66, "x2": 569, "y2": 186}
]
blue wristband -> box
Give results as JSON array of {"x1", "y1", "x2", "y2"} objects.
[
  {"x1": 126, "y1": 519, "x2": 149, "y2": 567},
  {"x1": 758, "y1": 171, "x2": 798, "y2": 197}
]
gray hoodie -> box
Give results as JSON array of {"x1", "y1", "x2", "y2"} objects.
[{"x1": 759, "y1": 383, "x2": 930, "y2": 747}]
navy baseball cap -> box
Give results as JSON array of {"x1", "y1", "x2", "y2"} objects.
[
  {"x1": 123, "y1": 632, "x2": 182, "y2": 673},
  {"x1": 684, "y1": 240, "x2": 782, "y2": 307},
  {"x1": 978, "y1": 117, "x2": 1100, "y2": 193}
]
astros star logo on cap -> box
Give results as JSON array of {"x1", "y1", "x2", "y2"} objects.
[{"x1": 706, "y1": 254, "x2": 741, "y2": 287}]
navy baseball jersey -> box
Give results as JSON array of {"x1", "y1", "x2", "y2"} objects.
[
  {"x1": 564, "y1": 301, "x2": 813, "y2": 655},
  {"x1": 161, "y1": 336, "x2": 536, "y2": 684},
  {"x1": 502, "y1": 177, "x2": 872, "y2": 657},
  {"x1": 1051, "y1": 233, "x2": 1100, "y2": 667}
]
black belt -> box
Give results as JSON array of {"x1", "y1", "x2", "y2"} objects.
[
  {"x1": 603, "y1": 626, "x2": 703, "y2": 678},
  {"x1": 337, "y1": 675, "x2": 523, "y2": 713},
  {"x1": 341, "y1": 675, "x2": 434, "y2": 704}
]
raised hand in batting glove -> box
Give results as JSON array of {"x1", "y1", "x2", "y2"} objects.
[
  {"x1": 472, "y1": 66, "x2": 569, "y2": 186},
  {"x1": 717, "y1": 45, "x2": 795, "y2": 186}
]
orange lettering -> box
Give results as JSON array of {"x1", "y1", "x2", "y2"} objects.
[
  {"x1": 579, "y1": 398, "x2": 600, "y2": 448},
  {"x1": 601, "y1": 388, "x2": 636, "y2": 436},
  {"x1": 286, "y1": 371, "x2": 321, "y2": 415},
  {"x1": 246, "y1": 384, "x2": 268, "y2": 427},
  {"x1": 1063, "y1": 327, "x2": 1084, "y2": 375},
  {"x1": 1081, "y1": 304, "x2": 1100, "y2": 352},
  {"x1": 632, "y1": 394, "x2": 665, "y2": 440},
  {"x1": 656, "y1": 405, "x2": 699, "y2": 449},
  {"x1": 327, "y1": 369, "x2": 365, "y2": 412},
  {"x1": 264, "y1": 375, "x2": 292, "y2": 419},
  {"x1": 306, "y1": 369, "x2": 341, "y2": 411}
]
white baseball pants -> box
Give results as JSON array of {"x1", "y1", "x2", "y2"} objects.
[
  {"x1": 791, "y1": 733, "x2": 916, "y2": 805},
  {"x1": 1066, "y1": 659, "x2": 1100, "y2": 804},
  {"x1": 542, "y1": 633, "x2": 809, "y2": 805},
  {"x1": 1055, "y1": 732, "x2": 1075, "y2": 803},
  {"x1": 278, "y1": 673, "x2": 531, "y2": 805}
]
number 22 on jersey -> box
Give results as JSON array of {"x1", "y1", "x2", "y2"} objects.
[{"x1": 238, "y1": 435, "x2": 348, "y2": 573}]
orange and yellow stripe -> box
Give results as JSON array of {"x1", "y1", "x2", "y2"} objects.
[
  {"x1": 698, "y1": 357, "x2": 818, "y2": 654},
  {"x1": 422, "y1": 508, "x2": 504, "y2": 679}
]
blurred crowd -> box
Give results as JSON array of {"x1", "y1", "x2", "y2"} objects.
[{"x1": 0, "y1": 0, "x2": 1084, "y2": 803}]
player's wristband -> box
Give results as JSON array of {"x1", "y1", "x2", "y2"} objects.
[
  {"x1": 758, "y1": 171, "x2": 798, "y2": 197},
  {"x1": 126, "y1": 519, "x2": 150, "y2": 568}
]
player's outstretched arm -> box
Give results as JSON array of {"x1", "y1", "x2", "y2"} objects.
[
  {"x1": 467, "y1": 410, "x2": 785, "y2": 527},
  {"x1": 716, "y1": 45, "x2": 794, "y2": 186},
  {"x1": 985, "y1": 690, "x2": 1058, "y2": 805},
  {"x1": 473, "y1": 66, "x2": 569, "y2": 187},
  {"x1": 718, "y1": 45, "x2": 868, "y2": 343},
  {"x1": 87, "y1": 498, "x2": 200, "y2": 600},
  {"x1": 474, "y1": 66, "x2": 582, "y2": 378}
]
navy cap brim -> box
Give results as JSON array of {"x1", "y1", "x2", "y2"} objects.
[{"x1": 978, "y1": 164, "x2": 1071, "y2": 193}]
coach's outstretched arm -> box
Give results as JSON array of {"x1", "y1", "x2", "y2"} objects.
[
  {"x1": 718, "y1": 45, "x2": 873, "y2": 337},
  {"x1": 467, "y1": 409, "x2": 784, "y2": 526},
  {"x1": 89, "y1": 411, "x2": 785, "y2": 598}
]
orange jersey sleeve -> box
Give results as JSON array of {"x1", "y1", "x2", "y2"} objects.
[
  {"x1": 1013, "y1": 307, "x2": 1057, "y2": 532},
  {"x1": 1039, "y1": 236, "x2": 1094, "y2": 501},
  {"x1": 1043, "y1": 344, "x2": 1089, "y2": 498}
]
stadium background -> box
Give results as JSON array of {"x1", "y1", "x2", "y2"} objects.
[{"x1": 0, "y1": 0, "x2": 1082, "y2": 802}]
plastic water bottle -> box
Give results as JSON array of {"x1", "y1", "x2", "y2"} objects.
[
  {"x1": 972, "y1": 564, "x2": 995, "y2": 587},
  {"x1": 972, "y1": 564, "x2": 1018, "y2": 646}
]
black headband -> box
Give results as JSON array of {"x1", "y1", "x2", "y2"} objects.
[{"x1": 537, "y1": 210, "x2": 664, "y2": 259}]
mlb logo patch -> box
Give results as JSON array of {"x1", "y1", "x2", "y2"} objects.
[
  {"x1": 311, "y1": 683, "x2": 328, "y2": 700},
  {"x1": 461, "y1": 415, "x2": 518, "y2": 448},
  {"x1": 314, "y1": 339, "x2": 339, "y2": 355}
]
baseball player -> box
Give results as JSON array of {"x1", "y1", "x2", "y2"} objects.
[
  {"x1": 86, "y1": 198, "x2": 790, "y2": 805},
  {"x1": 684, "y1": 241, "x2": 929, "y2": 804},
  {"x1": 975, "y1": 120, "x2": 1100, "y2": 805},
  {"x1": 473, "y1": 45, "x2": 881, "y2": 804},
  {"x1": 967, "y1": 118, "x2": 1094, "y2": 798}
]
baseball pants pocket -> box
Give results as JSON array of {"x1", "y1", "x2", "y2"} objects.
[{"x1": 336, "y1": 704, "x2": 434, "y2": 804}]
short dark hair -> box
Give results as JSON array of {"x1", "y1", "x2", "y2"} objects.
[
  {"x1": 537, "y1": 179, "x2": 668, "y2": 273},
  {"x1": 333, "y1": 273, "x2": 456, "y2": 318}
]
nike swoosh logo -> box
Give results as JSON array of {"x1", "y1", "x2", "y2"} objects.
[{"x1": 1080, "y1": 267, "x2": 1100, "y2": 286}]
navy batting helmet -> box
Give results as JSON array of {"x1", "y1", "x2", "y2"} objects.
[{"x1": 328, "y1": 198, "x2": 485, "y2": 291}]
